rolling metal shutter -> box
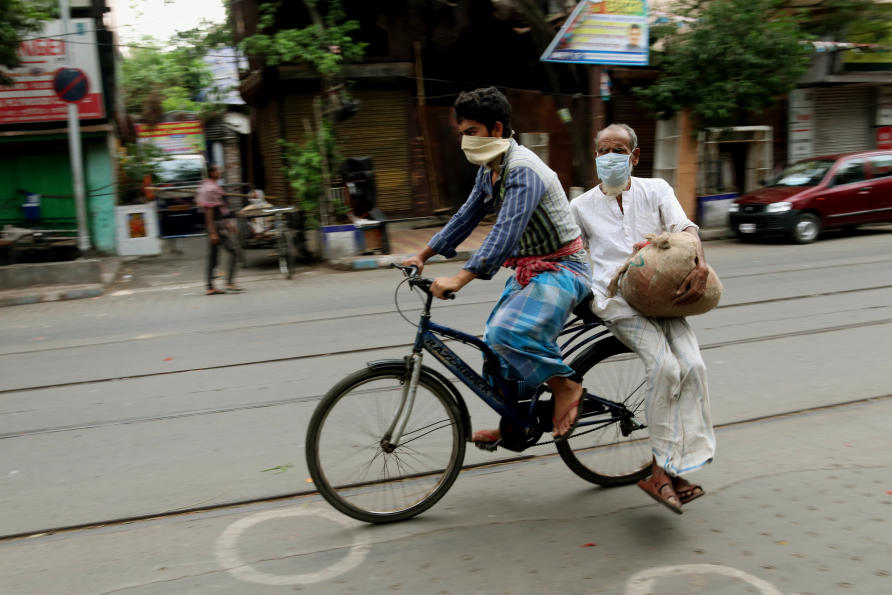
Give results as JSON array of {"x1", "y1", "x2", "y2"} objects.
[
  {"x1": 813, "y1": 86, "x2": 871, "y2": 156},
  {"x1": 257, "y1": 96, "x2": 289, "y2": 201},
  {"x1": 334, "y1": 89, "x2": 411, "y2": 215},
  {"x1": 283, "y1": 89, "x2": 411, "y2": 216}
]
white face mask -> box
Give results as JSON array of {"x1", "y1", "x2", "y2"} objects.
[
  {"x1": 461, "y1": 135, "x2": 511, "y2": 167},
  {"x1": 596, "y1": 152, "x2": 633, "y2": 195}
]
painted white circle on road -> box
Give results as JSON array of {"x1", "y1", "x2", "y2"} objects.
[
  {"x1": 627, "y1": 564, "x2": 784, "y2": 595},
  {"x1": 215, "y1": 505, "x2": 370, "y2": 585}
]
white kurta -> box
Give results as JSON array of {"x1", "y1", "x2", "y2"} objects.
[
  {"x1": 570, "y1": 176, "x2": 696, "y2": 322},
  {"x1": 570, "y1": 177, "x2": 715, "y2": 476}
]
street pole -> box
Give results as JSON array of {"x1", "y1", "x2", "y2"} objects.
[
  {"x1": 59, "y1": 0, "x2": 91, "y2": 252},
  {"x1": 590, "y1": 65, "x2": 604, "y2": 180}
]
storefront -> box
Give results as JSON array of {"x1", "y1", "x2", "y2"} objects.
[{"x1": 0, "y1": 129, "x2": 116, "y2": 252}]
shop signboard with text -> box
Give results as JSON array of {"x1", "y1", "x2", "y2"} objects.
[
  {"x1": 541, "y1": 0, "x2": 649, "y2": 66},
  {"x1": 0, "y1": 19, "x2": 105, "y2": 125},
  {"x1": 788, "y1": 89, "x2": 815, "y2": 162},
  {"x1": 135, "y1": 121, "x2": 206, "y2": 155}
]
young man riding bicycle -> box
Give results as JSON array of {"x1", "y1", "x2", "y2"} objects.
[{"x1": 402, "y1": 87, "x2": 590, "y2": 440}]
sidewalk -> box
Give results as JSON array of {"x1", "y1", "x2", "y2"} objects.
[
  {"x1": 0, "y1": 220, "x2": 730, "y2": 306},
  {"x1": 331, "y1": 222, "x2": 730, "y2": 270}
]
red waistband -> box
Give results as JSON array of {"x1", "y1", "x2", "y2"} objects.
[{"x1": 503, "y1": 236, "x2": 584, "y2": 287}]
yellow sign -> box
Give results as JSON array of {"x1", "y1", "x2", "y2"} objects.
[{"x1": 542, "y1": 0, "x2": 649, "y2": 66}]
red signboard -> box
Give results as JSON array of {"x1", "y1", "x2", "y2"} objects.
[{"x1": 0, "y1": 19, "x2": 105, "y2": 125}]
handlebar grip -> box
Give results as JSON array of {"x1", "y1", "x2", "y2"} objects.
[{"x1": 443, "y1": 291, "x2": 456, "y2": 300}]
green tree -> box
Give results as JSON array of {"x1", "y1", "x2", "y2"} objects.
[
  {"x1": 241, "y1": 0, "x2": 367, "y2": 227},
  {"x1": 240, "y1": 0, "x2": 365, "y2": 76},
  {"x1": 118, "y1": 141, "x2": 166, "y2": 205},
  {"x1": 121, "y1": 38, "x2": 216, "y2": 118},
  {"x1": 122, "y1": 0, "x2": 234, "y2": 119},
  {"x1": 0, "y1": 0, "x2": 56, "y2": 86},
  {"x1": 638, "y1": 0, "x2": 812, "y2": 128}
]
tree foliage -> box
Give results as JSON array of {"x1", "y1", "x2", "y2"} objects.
[
  {"x1": 242, "y1": 1, "x2": 366, "y2": 227},
  {"x1": 280, "y1": 124, "x2": 341, "y2": 229},
  {"x1": 0, "y1": 0, "x2": 57, "y2": 86},
  {"x1": 671, "y1": 0, "x2": 892, "y2": 43},
  {"x1": 121, "y1": 1, "x2": 234, "y2": 119},
  {"x1": 783, "y1": 0, "x2": 892, "y2": 42},
  {"x1": 637, "y1": 0, "x2": 812, "y2": 128},
  {"x1": 118, "y1": 141, "x2": 166, "y2": 205},
  {"x1": 240, "y1": 0, "x2": 366, "y2": 76},
  {"x1": 121, "y1": 39, "x2": 215, "y2": 117}
]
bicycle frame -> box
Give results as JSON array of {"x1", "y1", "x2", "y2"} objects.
[{"x1": 390, "y1": 281, "x2": 626, "y2": 447}]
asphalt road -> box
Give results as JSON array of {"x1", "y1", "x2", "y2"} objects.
[{"x1": 1, "y1": 228, "x2": 891, "y2": 594}]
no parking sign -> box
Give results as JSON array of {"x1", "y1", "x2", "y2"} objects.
[{"x1": 53, "y1": 67, "x2": 89, "y2": 103}]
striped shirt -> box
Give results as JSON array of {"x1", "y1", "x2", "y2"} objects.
[{"x1": 429, "y1": 139, "x2": 585, "y2": 280}]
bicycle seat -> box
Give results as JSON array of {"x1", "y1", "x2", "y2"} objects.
[{"x1": 571, "y1": 291, "x2": 602, "y2": 326}]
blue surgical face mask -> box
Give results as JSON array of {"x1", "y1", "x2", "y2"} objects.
[{"x1": 596, "y1": 152, "x2": 632, "y2": 188}]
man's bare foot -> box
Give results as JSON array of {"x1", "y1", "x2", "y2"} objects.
[
  {"x1": 471, "y1": 428, "x2": 500, "y2": 443},
  {"x1": 549, "y1": 378, "x2": 584, "y2": 438}
]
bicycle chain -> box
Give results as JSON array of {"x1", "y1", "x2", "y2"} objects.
[{"x1": 530, "y1": 422, "x2": 606, "y2": 448}]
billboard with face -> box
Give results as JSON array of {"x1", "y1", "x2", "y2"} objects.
[{"x1": 542, "y1": 0, "x2": 649, "y2": 67}]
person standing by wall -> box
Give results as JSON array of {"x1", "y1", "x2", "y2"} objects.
[{"x1": 197, "y1": 165, "x2": 243, "y2": 295}]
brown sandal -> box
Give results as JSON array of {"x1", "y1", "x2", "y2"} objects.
[
  {"x1": 638, "y1": 473, "x2": 683, "y2": 514},
  {"x1": 206, "y1": 288, "x2": 225, "y2": 295},
  {"x1": 673, "y1": 477, "x2": 705, "y2": 505}
]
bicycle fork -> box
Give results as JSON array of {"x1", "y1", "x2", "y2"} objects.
[{"x1": 380, "y1": 352, "x2": 423, "y2": 452}]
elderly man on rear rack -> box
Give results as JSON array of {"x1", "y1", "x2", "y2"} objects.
[{"x1": 570, "y1": 123, "x2": 716, "y2": 514}]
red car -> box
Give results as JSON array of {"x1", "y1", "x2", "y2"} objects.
[{"x1": 728, "y1": 150, "x2": 892, "y2": 243}]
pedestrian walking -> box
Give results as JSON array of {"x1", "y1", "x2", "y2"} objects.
[{"x1": 197, "y1": 165, "x2": 244, "y2": 295}]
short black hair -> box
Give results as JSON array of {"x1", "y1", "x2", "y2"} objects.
[{"x1": 454, "y1": 87, "x2": 513, "y2": 137}]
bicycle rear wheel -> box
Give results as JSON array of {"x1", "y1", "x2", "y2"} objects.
[
  {"x1": 556, "y1": 336, "x2": 651, "y2": 486},
  {"x1": 306, "y1": 367, "x2": 467, "y2": 523}
]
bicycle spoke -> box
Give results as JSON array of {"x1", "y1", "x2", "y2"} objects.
[{"x1": 307, "y1": 370, "x2": 465, "y2": 522}]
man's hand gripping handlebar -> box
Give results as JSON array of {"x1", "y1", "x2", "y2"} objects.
[{"x1": 391, "y1": 263, "x2": 456, "y2": 300}]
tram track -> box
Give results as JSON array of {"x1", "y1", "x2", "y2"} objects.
[
  {"x1": 0, "y1": 277, "x2": 889, "y2": 363},
  {"x1": 1, "y1": 295, "x2": 890, "y2": 396},
  {"x1": 1, "y1": 257, "x2": 890, "y2": 359},
  {"x1": 1, "y1": 391, "x2": 889, "y2": 543},
  {"x1": 2, "y1": 314, "x2": 891, "y2": 438}
]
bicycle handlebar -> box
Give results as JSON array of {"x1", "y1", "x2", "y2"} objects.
[{"x1": 391, "y1": 263, "x2": 455, "y2": 300}]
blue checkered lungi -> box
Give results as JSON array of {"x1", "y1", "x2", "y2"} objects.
[{"x1": 484, "y1": 261, "x2": 591, "y2": 387}]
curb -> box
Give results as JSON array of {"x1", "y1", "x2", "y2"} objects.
[
  {"x1": 0, "y1": 284, "x2": 103, "y2": 308},
  {"x1": 328, "y1": 228, "x2": 731, "y2": 271},
  {"x1": 329, "y1": 249, "x2": 477, "y2": 271}
]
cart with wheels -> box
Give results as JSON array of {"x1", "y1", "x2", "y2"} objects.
[{"x1": 235, "y1": 204, "x2": 298, "y2": 278}]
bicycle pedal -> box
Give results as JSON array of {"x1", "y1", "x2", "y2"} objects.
[{"x1": 473, "y1": 440, "x2": 500, "y2": 452}]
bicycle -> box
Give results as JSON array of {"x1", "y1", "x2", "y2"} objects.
[{"x1": 305, "y1": 264, "x2": 651, "y2": 523}]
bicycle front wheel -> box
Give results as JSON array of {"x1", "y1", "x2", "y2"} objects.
[
  {"x1": 556, "y1": 336, "x2": 651, "y2": 486},
  {"x1": 306, "y1": 367, "x2": 467, "y2": 523}
]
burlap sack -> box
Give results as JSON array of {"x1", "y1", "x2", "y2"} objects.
[{"x1": 607, "y1": 232, "x2": 722, "y2": 317}]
